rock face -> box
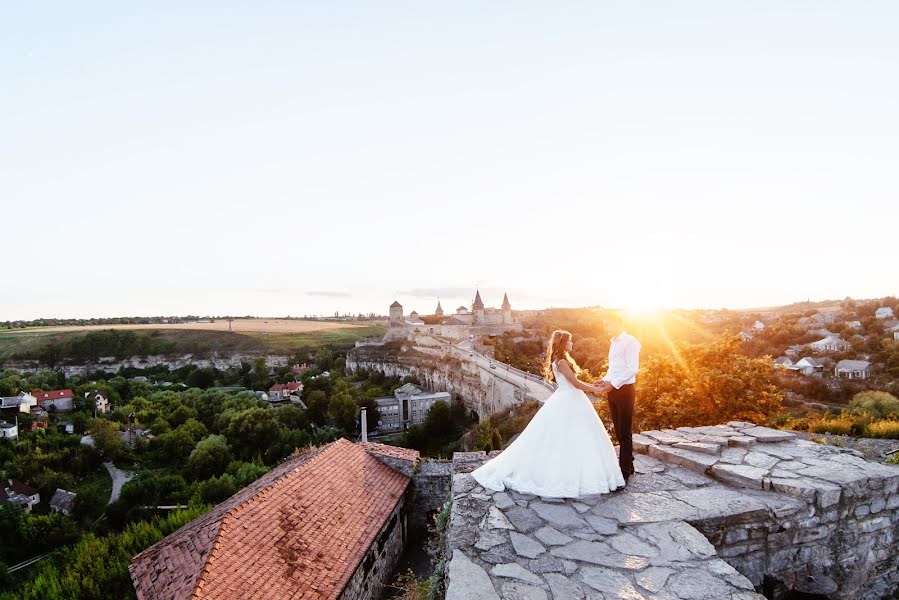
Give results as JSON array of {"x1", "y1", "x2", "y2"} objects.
[{"x1": 447, "y1": 423, "x2": 899, "y2": 599}]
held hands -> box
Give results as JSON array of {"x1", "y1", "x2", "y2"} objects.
[{"x1": 590, "y1": 381, "x2": 613, "y2": 394}]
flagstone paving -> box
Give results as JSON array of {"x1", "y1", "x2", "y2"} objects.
[{"x1": 445, "y1": 422, "x2": 899, "y2": 599}]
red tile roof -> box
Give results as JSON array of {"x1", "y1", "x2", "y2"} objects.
[
  {"x1": 357, "y1": 442, "x2": 420, "y2": 463},
  {"x1": 269, "y1": 384, "x2": 287, "y2": 392},
  {"x1": 32, "y1": 389, "x2": 74, "y2": 401},
  {"x1": 129, "y1": 439, "x2": 410, "y2": 600}
]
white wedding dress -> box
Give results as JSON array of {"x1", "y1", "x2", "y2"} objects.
[{"x1": 472, "y1": 362, "x2": 625, "y2": 497}]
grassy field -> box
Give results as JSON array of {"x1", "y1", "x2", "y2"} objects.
[{"x1": 0, "y1": 321, "x2": 386, "y2": 363}]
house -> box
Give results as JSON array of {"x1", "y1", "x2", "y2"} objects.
[
  {"x1": 808, "y1": 336, "x2": 851, "y2": 353},
  {"x1": 267, "y1": 381, "x2": 303, "y2": 403},
  {"x1": 835, "y1": 359, "x2": 872, "y2": 380},
  {"x1": 0, "y1": 421, "x2": 17, "y2": 439},
  {"x1": 1, "y1": 391, "x2": 37, "y2": 415},
  {"x1": 49, "y1": 488, "x2": 77, "y2": 516},
  {"x1": 875, "y1": 307, "x2": 895, "y2": 320},
  {"x1": 773, "y1": 357, "x2": 794, "y2": 369},
  {"x1": 785, "y1": 344, "x2": 807, "y2": 357},
  {"x1": 375, "y1": 383, "x2": 451, "y2": 432},
  {"x1": 752, "y1": 320, "x2": 765, "y2": 331},
  {"x1": 738, "y1": 331, "x2": 753, "y2": 342},
  {"x1": 846, "y1": 321, "x2": 863, "y2": 330},
  {"x1": 892, "y1": 324, "x2": 899, "y2": 341},
  {"x1": 32, "y1": 389, "x2": 74, "y2": 412},
  {"x1": 1, "y1": 480, "x2": 40, "y2": 512},
  {"x1": 85, "y1": 391, "x2": 110, "y2": 414},
  {"x1": 793, "y1": 357, "x2": 825, "y2": 376},
  {"x1": 129, "y1": 439, "x2": 418, "y2": 600},
  {"x1": 57, "y1": 421, "x2": 75, "y2": 434}
]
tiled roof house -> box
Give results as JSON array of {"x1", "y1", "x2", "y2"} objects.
[{"x1": 129, "y1": 439, "x2": 419, "y2": 600}]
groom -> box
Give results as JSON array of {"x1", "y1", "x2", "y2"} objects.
[{"x1": 592, "y1": 313, "x2": 641, "y2": 483}]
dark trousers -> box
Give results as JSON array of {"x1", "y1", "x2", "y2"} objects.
[{"x1": 608, "y1": 384, "x2": 635, "y2": 476}]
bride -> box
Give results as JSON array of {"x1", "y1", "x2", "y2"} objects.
[{"x1": 471, "y1": 329, "x2": 625, "y2": 497}]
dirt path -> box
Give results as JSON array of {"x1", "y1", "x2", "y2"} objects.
[{"x1": 104, "y1": 461, "x2": 134, "y2": 505}]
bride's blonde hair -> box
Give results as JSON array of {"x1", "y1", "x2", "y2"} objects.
[{"x1": 543, "y1": 330, "x2": 581, "y2": 382}]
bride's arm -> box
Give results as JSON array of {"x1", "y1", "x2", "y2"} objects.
[{"x1": 555, "y1": 360, "x2": 599, "y2": 393}]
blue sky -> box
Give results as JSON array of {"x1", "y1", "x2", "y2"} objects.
[{"x1": 2, "y1": 2, "x2": 897, "y2": 319}]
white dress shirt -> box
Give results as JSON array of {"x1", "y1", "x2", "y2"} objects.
[{"x1": 602, "y1": 331, "x2": 641, "y2": 389}]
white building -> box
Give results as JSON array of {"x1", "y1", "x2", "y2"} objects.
[
  {"x1": 808, "y1": 336, "x2": 851, "y2": 353},
  {"x1": 773, "y1": 357, "x2": 794, "y2": 369},
  {"x1": 0, "y1": 421, "x2": 17, "y2": 439},
  {"x1": 375, "y1": 383, "x2": 451, "y2": 432},
  {"x1": 875, "y1": 307, "x2": 895, "y2": 320},
  {"x1": 84, "y1": 391, "x2": 110, "y2": 414},
  {"x1": 835, "y1": 360, "x2": 871, "y2": 380},
  {"x1": 793, "y1": 357, "x2": 825, "y2": 376},
  {"x1": 33, "y1": 389, "x2": 75, "y2": 412},
  {"x1": 1, "y1": 392, "x2": 37, "y2": 414},
  {"x1": 752, "y1": 320, "x2": 765, "y2": 331},
  {"x1": 1, "y1": 480, "x2": 40, "y2": 513}
]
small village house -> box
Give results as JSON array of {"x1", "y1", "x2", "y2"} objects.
[
  {"x1": 85, "y1": 390, "x2": 110, "y2": 414},
  {"x1": 875, "y1": 307, "x2": 895, "y2": 320},
  {"x1": 835, "y1": 359, "x2": 872, "y2": 380},
  {"x1": 1, "y1": 480, "x2": 41, "y2": 512},
  {"x1": 32, "y1": 389, "x2": 75, "y2": 412},
  {"x1": 793, "y1": 357, "x2": 825, "y2": 376},
  {"x1": 773, "y1": 357, "x2": 794, "y2": 369},
  {"x1": 1, "y1": 391, "x2": 37, "y2": 416},
  {"x1": 0, "y1": 421, "x2": 17, "y2": 439},
  {"x1": 808, "y1": 336, "x2": 851, "y2": 352},
  {"x1": 49, "y1": 489, "x2": 77, "y2": 516}
]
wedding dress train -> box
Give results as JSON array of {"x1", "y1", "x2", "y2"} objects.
[{"x1": 471, "y1": 362, "x2": 625, "y2": 497}]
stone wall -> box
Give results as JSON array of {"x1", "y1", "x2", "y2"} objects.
[
  {"x1": 410, "y1": 459, "x2": 452, "y2": 527},
  {"x1": 338, "y1": 494, "x2": 408, "y2": 600},
  {"x1": 347, "y1": 347, "x2": 539, "y2": 419},
  {"x1": 444, "y1": 423, "x2": 899, "y2": 599}
]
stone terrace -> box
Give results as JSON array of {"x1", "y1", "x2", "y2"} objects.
[{"x1": 446, "y1": 423, "x2": 899, "y2": 600}]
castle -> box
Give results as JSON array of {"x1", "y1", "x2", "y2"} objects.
[{"x1": 385, "y1": 290, "x2": 522, "y2": 341}]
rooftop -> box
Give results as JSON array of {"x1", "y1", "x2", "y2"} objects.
[{"x1": 129, "y1": 439, "x2": 411, "y2": 600}]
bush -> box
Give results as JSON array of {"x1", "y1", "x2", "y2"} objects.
[
  {"x1": 808, "y1": 414, "x2": 865, "y2": 436},
  {"x1": 864, "y1": 420, "x2": 899, "y2": 440},
  {"x1": 848, "y1": 391, "x2": 899, "y2": 420}
]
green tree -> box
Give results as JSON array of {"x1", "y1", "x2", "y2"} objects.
[
  {"x1": 305, "y1": 390, "x2": 329, "y2": 427},
  {"x1": 88, "y1": 418, "x2": 126, "y2": 462},
  {"x1": 225, "y1": 408, "x2": 281, "y2": 461},
  {"x1": 187, "y1": 435, "x2": 232, "y2": 480},
  {"x1": 329, "y1": 392, "x2": 358, "y2": 433},
  {"x1": 848, "y1": 391, "x2": 899, "y2": 420}
]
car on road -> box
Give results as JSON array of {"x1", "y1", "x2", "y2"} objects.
[{"x1": 489, "y1": 362, "x2": 496, "y2": 369}]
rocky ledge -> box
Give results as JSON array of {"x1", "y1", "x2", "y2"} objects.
[{"x1": 446, "y1": 423, "x2": 899, "y2": 599}]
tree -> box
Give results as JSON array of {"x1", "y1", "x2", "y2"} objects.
[
  {"x1": 305, "y1": 390, "x2": 329, "y2": 427},
  {"x1": 187, "y1": 435, "x2": 232, "y2": 480},
  {"x1": 224, "y1": 408, "x2": 281, "y2": 461},
  {"x1": 848, "y1": 391, "x2": 899, "y2": 420},
  {"x1": 329, "y1": 392, "x2": 358, "y2": 433},
  {"x1": 89, "y1": 418, "x2": 126, "y2": 462},
  {"x1": 273, "y1": 404, "x2": 309, "y2": 431},
  {"x1": 423, "y1": 400, "x2": 453, "y2": 439},
  {"x1": 629, "y1": 338, "x2": 783, "y2": 431},
  {"x1": 357, "y1": 397, "x2": 379, "y2": 432}
]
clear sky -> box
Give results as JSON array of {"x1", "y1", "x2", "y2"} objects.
[{"x1": 2, "y1": 2, "x2": 897, "y2": 320}]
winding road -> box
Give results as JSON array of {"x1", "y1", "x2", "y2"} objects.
[{"x1": 104, "y1": 461, "x2": 134, "y2": 505}]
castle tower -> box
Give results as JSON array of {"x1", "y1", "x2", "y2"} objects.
[
  {"x1": 501, "y1": 292, "x2": 512, "y2": 324},
  {"x1": 472, "y1": 290, "x2": 485, "y2": 324},
  {"x1": 389, "y1": 301, "x2": 403, "y2": 324},
  {"x1": 435, "y1": 301, "x2": 444, "y2": 317}
]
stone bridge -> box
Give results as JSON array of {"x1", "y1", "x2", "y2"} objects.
[
  {"x1": 346, "y1": 340, "x2": 553, "y2": 420},
  {"x1": 446, "y1": 423, "x2": 899, "y2": 599}
]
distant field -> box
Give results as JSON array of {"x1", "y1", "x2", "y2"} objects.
[
  {"x1": 9, "y1": 318, "x2": 379, "y2": 334},
  {"x1": 0, "y1": 320, "x2": 387, "y2": 363}
]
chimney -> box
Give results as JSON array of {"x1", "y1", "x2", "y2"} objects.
[{"x1": 360, "y1": 407, "x2": 368, "y2": 443}]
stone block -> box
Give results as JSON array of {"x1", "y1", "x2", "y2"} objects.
[
  {"x1": 550, "y1": 540, "x2": 650, "y2": 569},
  {"x1": 544, "y1": 572, "x2": 587, "y2": 599},
  {"x1": 533, "y1": 526, "x2": 573, "y2": 546},
  {"x1": 710, "y1": 464, "x2": 769, "y2": 489},
  {"x1": 741, "y1": 426, "x2": 796, "y2": 442},
  {"x1": 729, "y1": 436, "x2": 757, "y2": 447},
  {"x1": 500, "y1": 582, "x2": 547, "y2": 600},
  {"x1": 632, "y1": 433, "x2": 657, "y2": 453},
  {"x1": 744, "y1": 451, "x2": 780, "y2": 470},
  {"x1": 579, "y1": 566, "x2": 647, "y2": 598},
  {"x1": 673, "y1": 441, "x2": 721, "y2": 455},
  {"x1": 719, "y1": 447, "x2": 749, "y2": 464},
  {"x1": 648, "y1": 444, "x2": 719, "y2": 473},
  {"x1": 642, "y1": 429, "x2": 687, "y2": 444},
  {"x1": 594, "y1": 491, "x2": 698, "y2": 523},
  {"x1": 634, "y1": 566, "x2": 674, "y2": 593},
  {"x1": 490, "y1": 563, "x2": 543, "y2": 586},
  {"x1": 530, "y1": 501, "x2": 587, "y2": 530},
  {"x1": 504, "y1": 506, "x2": 543, "y2": 533},
  {"x1": 446, "y1": 550, "x2": 501, "y2": 600},
  {"x1": 509, "y1": 532, "x2": 545, "y2": 559}
]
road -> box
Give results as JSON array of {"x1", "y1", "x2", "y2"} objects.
[
  {"x1": 104, "y1": 461, "x2": 134, "y2": 505},
  {"x1": 451, "y1": 338, "x2": 555, "y2": 404}
]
